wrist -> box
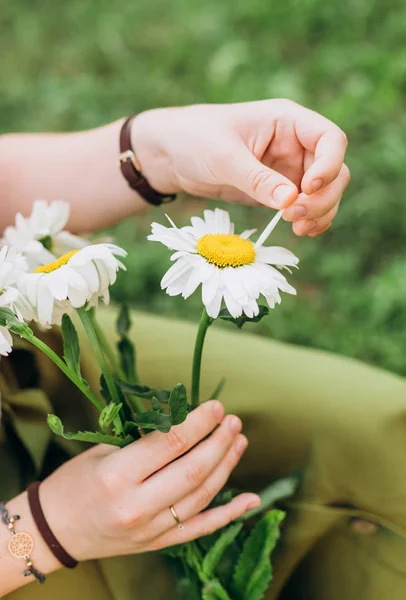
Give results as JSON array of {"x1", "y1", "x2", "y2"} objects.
[
  {"x1": 130, "y1": 109, "x2": 182, "y2": 196},
  {"x1": 0, "y1": 492, "x2": 61, "y2": 594}
]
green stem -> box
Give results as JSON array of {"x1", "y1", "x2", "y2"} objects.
[
  {"x1": 27, "y1": 334, "x2": 104, "y2": 412},
  {"x1": 89, "y1": 309, "x2": 144, "y2": 417},
  {"x1": 191, "y1": 308, "x2": 212, "y2": 409},
  {"x1": 77, "y1": 307, "x2": 120, "y2": 407},
  {"x1": 89, "y1": 309, "x2": 124, "y2": 378}
]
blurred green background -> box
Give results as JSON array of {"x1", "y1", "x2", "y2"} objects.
[{"x1": 1, "y1": 0, "x2": 405, "y2": 375}]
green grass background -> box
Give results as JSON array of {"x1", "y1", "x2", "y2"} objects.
[{"x1": 1, "y1": 0, "x2": 405, "y2": 375}]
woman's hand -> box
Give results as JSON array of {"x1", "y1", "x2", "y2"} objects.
[
  {"x1": 37, "y1": 401, "x2": 258, "y2": 562},
  {"x1": 133, "y1": 99, "x2": 350, "y2": 237}
]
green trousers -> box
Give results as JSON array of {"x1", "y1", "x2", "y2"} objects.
[{"x1": 2, "y1": 308, "x2": 406, "y2": 599}]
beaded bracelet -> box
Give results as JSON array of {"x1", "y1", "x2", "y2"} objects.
[{"x1": 0, "y1": 501, "x2": 46, "y2": 584}]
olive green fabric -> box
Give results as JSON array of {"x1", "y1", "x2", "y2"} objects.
[{"x1": 2, "y1": 307, "x2": 406, "y2": 599}]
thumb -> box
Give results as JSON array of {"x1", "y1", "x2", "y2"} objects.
[{"x1": 219, "y1": 144, "x2": 298, "y2": 209}]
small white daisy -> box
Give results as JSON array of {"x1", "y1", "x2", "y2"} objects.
[
  {"x1": 18, "y1": 244, "x2": 127, "y2": 327},
  {"x1": 2, "y1": 200, "x2": 88, "y2": 269},
  {"x1": 148, "y1": 208, "x2": 298, "y2": 319},
  {"x1": 0, "y1": 246, "x2": 34, "y2": 356}
]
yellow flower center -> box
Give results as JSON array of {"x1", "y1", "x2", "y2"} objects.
[
  {"x1": 196, "y1": 234, "x2": 256, "y2": 268},
  {"x1": 34, "y1": 250, "x2": 79, "y2": 274}
]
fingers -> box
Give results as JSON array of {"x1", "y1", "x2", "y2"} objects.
[
  {"x1": 292, "y1": 205, "x2": 339, "y2": 237},
  {"x1": 293, "y1": 107, "x2": 348, "y2": 195},
  {"x1": 150, "y1": 493, "x2": 261, "y2": 550},
  {"x1": 138, "y1": 415, "x2": 243, "y2": 514},
  {"x1": 150, "y1": 433, "x2": 248, "y2": 535},
  {"x1": 283, "y1": 164, "x2": 350, "y2": 236},
  {"x1": 115, "y1": 400, "x2": 225, "y2": 481},
  {"x1": 216, "y1": 142, "x2": 298, "y2": 210}
]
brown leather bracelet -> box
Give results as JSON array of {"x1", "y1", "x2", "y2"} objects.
[
  {"x1": 27, "y1": 482, "x2": 78, "y2": 569},
  {"x1": 118, "y1": 114, "x2": 177, "y2": 206}
]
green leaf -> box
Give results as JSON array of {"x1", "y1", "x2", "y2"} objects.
[
  {"x1": 160, "y1": 544, "x2": 187, "y2": 558},
  {"x1": 0, "y1": 307, "x2": 33, "y2": 338},
  {"x1": 218, "y1": 306, "x2": 270, "y2": 330},
  {"x1": 117, "y1": 304, "x2": 131, "y2": 336},
  {"x1": 202, "y1": 580, "x2": 232, "y2": 600},
  {"x1": 169, "y1": 383, "x2": 188, "y2": 425},
  {"x1": 61, "y1": 314, "x2": 81, "y2": 379},
  {"x1": 238, "y1": 476, "x2": 298, "y2": 522},
  {"x1": 118, "y1": 337, "x2": 137, "y2": 382},
  {"x1": 133, "y1": 411, "x2": 172, "y2": 432},
  {"x1": 232, "y1": 510, "x2": 285, "y2": 600},
  {"x1": 202, "y1": 523, "x2": 243, "y2": 580},
  {"x1": 99, "y1": 402, "x2": 123, "y2": 432},
  {"x1": 208, "y1": 378, "x2": 226, "y2": 401},
  {"x1": 116, "y1": 380, "x2": 171, "y2": 403},
  {"x1": 47, "y1": 414, "x2": 133, "y2": 447},
  {"x1": 151, "y1": 396, "x2": 164, "y2": 412}
]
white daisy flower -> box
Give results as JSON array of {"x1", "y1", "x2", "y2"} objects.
[
  {"x1": 2, "y1": 200, "x2": 88, "y2": 269},
  {"x1": 18, "y1": 244, "x2": 127, "y2": 327},
  {"x1": 0, "y1": 246, "x2": 34, "y2": 356},
  {"x1": 148, "y1": 208, "x2": 298, "y2": 319}
]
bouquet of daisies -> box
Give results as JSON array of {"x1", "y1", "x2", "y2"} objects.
[{"x1": 0, "y1": 200, "x2": 299, "y2": 600}]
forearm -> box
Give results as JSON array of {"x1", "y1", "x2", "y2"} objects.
[
  {"x1": 0, "y1": 492, "x2": 61, "y2": 595},
  {"x1": 0, "y1": 113, "x2": 177, "y2": 234}
]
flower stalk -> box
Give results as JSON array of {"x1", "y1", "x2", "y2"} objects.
[
  {"x1": 191, "y1": 308, "x2": 212, "y2": 409},
  {"x1": 25, "y1": 333, "x2": 104, "y2": 412},
  {"x1": 88, "y1": 309, "x2": 124, "y2": 378},
  {"x1": 76, "y1": 307, "x2": 121, "y2": 406}
]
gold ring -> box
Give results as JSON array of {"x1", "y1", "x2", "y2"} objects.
[{"x1": 169, "y1": 505, "x2": 184, "y2": 530}]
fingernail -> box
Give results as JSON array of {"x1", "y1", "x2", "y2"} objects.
[
  {"x1": 303, "y1": 219, "x2": 317, "y2": 234},
  {"x1": 229, "y1": 416, "x2": 242, "y2": 435},
  {"x1": 285, "y1": 205, "x2": 307, "y2": 221},
  {"x1": 272, "y1": 185, "x2": 295, "y2": 208},
  {"x1": 246, "y1": 497, "x2": 261, "y2": 511},
  {"x1": 212, "y1": 401, "x2": 224, "y2": 423},
  {"x1": 310, "y1": 178, "x2": 324, "y2": 194},
  {"x1": 235, "y1": 435, "x2": 248, "y2": 454}
]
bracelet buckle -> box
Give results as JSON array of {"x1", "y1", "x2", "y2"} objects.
[{"x1": 118, "y1": 149, "x2": 142, "y2": 173}]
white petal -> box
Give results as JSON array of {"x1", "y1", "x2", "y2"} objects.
[
  {"x1": 0, "y1": 287, "x2": 19, "y2": 308},
  {"x1": 67, "y1": 284, "x2": 89, "y2": 308},
  {"x1": 223, "y1": 289, "x2": 243, "y2": 318},
  {"x1": 256, "y1": 246, "x2": 299, "y2": 267},
  {"x1": 240, "y1": 229, "x2": 257, "y2": 240},
  {"x1": 37, "y1": 279, "x2": 55, "y2": 326},
  {"x1": 74, "y1": 261, "x2": 100, "y2": 294},
  {"x1": 0, "y1": 327, "x2": 13, "y2": 356},
  {"x1": 222, "y1": 268, "x2": 249, "y2": 304},
  {"x1": 47, "y1": 270, "x2": 69, "y2": 301},
  {"x1": 148, "y1": 223, "x2": 196, "y2": 252},
  {"x1": 213, "y1": 208, "x2": 233, "y2": 234},
  {"x1": 182, "y1": 258, "x2": 207, "y2": 299},
  {"x1": 190, "y1": 216, "x2": 209, "y2": 237},
  {"x1": 63, "y1": 266, "x2": 89, "y2": 292},
  {"x1": 205, "y1": 290, "x2": 223, "y2": 318},
  {"x1": 161, "y1": 259, "x2": 191, "y2": 289},
  {"x1": 202, "y1": 268, "x2": 220, "y2": 306},
  {"x1": 203, "y1": 210, "x2": 216, "y2": 233}
]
